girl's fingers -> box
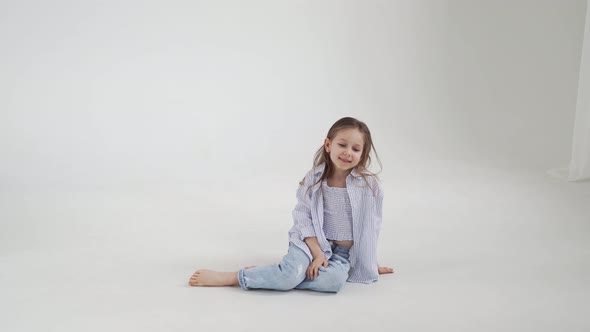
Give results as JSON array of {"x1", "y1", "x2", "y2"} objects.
[
  {"x1": 307, "y1": 262, "x2": 328, "y2": 280},
  {"x1": 378, "y1": 266, "x2": 394, "y2": 274}
]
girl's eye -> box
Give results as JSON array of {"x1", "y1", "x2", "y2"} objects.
[
  {"x1": 338, "y1": 144, "x2": 346, "y2": 147},
  {"x1": 353, "y1": 149, "x2": 360, "y2": 152}
]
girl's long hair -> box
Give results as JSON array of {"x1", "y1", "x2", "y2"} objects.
[{"x1": 303, "y1": 117, "x2": 382, "y2": 195}]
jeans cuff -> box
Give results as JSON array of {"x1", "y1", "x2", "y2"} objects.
[{"x1": 237, "y1": 268, "x2": 249, "y2": 291}]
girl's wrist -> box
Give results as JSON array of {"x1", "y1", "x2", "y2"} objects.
[{"x1": 311, "y1": 251, "x2": 324, "y2": 260}]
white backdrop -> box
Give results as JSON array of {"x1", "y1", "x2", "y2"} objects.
[
  {"x1": 0, "y1": 0, "x2": 585, "y2": 193},
  {"x1": 571, "y1": 0, "x2": 590, "y2": 181},
  {"x1": 2, "y1": 1, "x2": 589, "y2": 331}
]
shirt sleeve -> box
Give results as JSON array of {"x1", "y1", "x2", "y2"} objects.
[
  {"x1": 291, "y1": 170, "x2": 316, "y2": 239},
  {"x1": 375, "y1": 180, "x2": 384, "y2": 240}
]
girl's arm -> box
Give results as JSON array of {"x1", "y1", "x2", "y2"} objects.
[
  {"x1": 303, "y1": 236, "x2": 324, "y2": 259},
  {"x1": 304, "y1": 236, "x2": 328, "y2": 280}
]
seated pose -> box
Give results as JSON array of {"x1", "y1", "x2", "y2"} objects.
[{"x1": 188, "y1": 117, "x2": 394, "y2": 293}]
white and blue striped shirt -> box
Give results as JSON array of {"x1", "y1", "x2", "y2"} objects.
[{"x1": 288, "y1": 163, "x2": 384, "y2": 284}]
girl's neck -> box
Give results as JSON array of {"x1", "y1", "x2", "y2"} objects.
[
  {"x1": 327, "y1": 169, "x2": 350, "y2": 188},
  {"x1": 330, "y1": 169, "x2": 351, "y2": 181}
]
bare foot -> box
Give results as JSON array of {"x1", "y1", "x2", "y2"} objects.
[{"x1": 188, "y1": 270, "x2": 239, "y2": 287}]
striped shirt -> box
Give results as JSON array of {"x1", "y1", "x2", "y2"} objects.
[
  {"x1": 288, "y1": 163, "x2": 384, "y2": 283},
  {"x1": 321, "y1": 180, "x2": 354, "y2": 241}
]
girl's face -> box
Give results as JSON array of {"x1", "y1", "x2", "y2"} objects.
[{"x1": 324, "y1": 128, "x2": 365, "y2": 174}]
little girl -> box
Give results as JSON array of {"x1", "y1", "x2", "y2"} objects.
[{"x1": 188, "y1": 117, "x2": 394, "y2": 293}]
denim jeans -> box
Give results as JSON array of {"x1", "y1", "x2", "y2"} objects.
[{"x1": 237, "y1": 242, "x2": 351, "y2": 293}]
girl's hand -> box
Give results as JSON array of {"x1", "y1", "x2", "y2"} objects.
[
  {"x1": 307, "y1": 257, "x2": 329, "y2": 280},
  {"x1": 378, "y1": 265, "x2": 394, "y2": 274}
]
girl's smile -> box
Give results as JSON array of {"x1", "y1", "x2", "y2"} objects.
[{"x1": 324, "y1": 127, "x2": 365, "y2": 174}]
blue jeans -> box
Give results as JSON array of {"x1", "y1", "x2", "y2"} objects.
[{"x1": 238, "y1": 242, "x2": 351, "y2": 293}]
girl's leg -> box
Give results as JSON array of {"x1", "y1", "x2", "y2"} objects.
[
  {"x1": 189, "y1": 270, "x2": 239, "y2": 286},
  {"x1": 238, "y1": 243, "x2": 310, "y2": 291},
  {"x1": 295, "y1": 245, "x2": 350, "y2": 293},
  {"x1": 188, "y1": 266, "x2": 256, "y2": 286}
]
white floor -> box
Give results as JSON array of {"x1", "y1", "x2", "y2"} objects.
[{"x1": 1, "y1": 160, "x2": 589, "y2": 332}]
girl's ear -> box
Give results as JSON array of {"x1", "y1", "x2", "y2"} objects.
[{"x1": 324, "y1": 138, "x2": 331, "y2": 153}]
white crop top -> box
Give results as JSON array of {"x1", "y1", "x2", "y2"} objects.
[{"x1": 321, "y1": 180, "x2": 354, "y2": 241}]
